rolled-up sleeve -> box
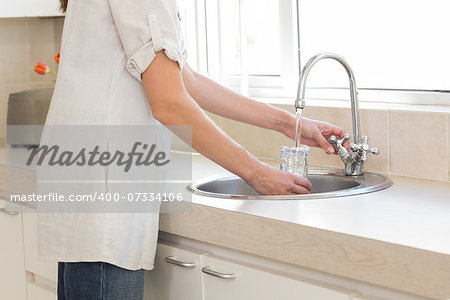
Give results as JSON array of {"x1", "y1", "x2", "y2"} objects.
[{"x1": 108, "y1": 0, "x2": 187, "y2": 82}]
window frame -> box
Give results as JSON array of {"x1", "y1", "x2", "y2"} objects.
[
  {"x1": 185, "y1": 0, "x2": 299, "y2": 97},
  {"x1": 183, "y1": 0, "x2": 450, "y2": 106}
]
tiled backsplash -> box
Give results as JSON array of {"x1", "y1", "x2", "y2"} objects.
[
  {"x1": 205, "y1": 104, "x2": 450, "y2": 182},
  {"x1": 0, "y1": 17, "x2": 63, "y2": 138}
]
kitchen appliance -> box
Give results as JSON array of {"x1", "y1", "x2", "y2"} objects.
[{"x1": 6, "y1": 89, "x2": 53, "y2": 146}]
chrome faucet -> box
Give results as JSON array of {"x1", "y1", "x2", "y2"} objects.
[{"x1": 294, "y1": 52, "x2": 379, "y2": 176}]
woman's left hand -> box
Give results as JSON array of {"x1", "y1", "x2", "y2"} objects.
[{"x1": 282, "y1": 116, "x2": 347, "y2": 154}]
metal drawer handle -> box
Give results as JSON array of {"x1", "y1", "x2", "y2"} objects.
[
  {"x1": 164, "y1": 256, "x2": 196, "y2": 268},
  {"x1": 0, "y1": 207, "x2": 19, "y2": 216},
  {"x1": 202, "y1": 266, "x2": 236, "y2": 280}
]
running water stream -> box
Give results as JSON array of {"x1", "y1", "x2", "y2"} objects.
[
  {"x1": 280, "y1": 107, "x2": 309, "y2": 177},
  {"x1": 294, "y1": 108, "x2": 303, "y2": 147}
]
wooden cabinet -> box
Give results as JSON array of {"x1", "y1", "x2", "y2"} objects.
[
  {"x1": 145, "y1": 241, "x2": 356, "y2": 300},
  {"x1": 0, "y1": 199, "x2": 27, "y2": 300},
  {"x1": 22, "y1": 213, "x2": 57, "y2": 299},
  {"x1": 201, "y1": 254, "x2": 354, "y2": 300},
  {"x1": 22, "y1": 213, "x2": 58, "y2": 281},
  {"x1": 26, "y1": 281, "x2": 56, "y2": 300},
  {"x1": 144, "y1": 242, "x2": 208, "y2": 300},
  {"x1": 0, "y1": 0, "x2": 63, "y2": 18}
]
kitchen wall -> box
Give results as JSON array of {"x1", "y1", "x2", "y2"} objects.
[
  {"x1": 205, "y1": 104, "x2": 450, "y2": 182},
  {"x1": 0, "y1": 17, "x2": 63, "y2": 138}
]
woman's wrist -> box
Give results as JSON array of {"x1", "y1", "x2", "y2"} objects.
[
  {"x1": 233, "y1": 148, "x2": 262, "y2": 183},
  {"x1": 272, "y1": 108, "x2": 296, "y2": 138}
]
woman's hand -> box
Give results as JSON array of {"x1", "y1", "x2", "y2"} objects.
[
  {"x1": 246, "y1": 162, "x2": 312, "y2": 195},
  {"x1": 281, "y1": 115, "x2": 347, "y2": 154}
]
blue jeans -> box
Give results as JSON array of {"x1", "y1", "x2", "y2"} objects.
[{"x1": 58, "y1": 262, "x2": 145, "y2": 300}]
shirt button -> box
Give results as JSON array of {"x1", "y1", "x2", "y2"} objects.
[
  {"x1": 127, "y1": 63, "x2": 134, "y2": 69},
  {"x1": 149, "y1": 15, "x2": 156, "y2": 22}
]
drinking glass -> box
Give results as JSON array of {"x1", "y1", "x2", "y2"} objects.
[{"x1": 280, "y1": 145, "x2": 309, "y2": 177}]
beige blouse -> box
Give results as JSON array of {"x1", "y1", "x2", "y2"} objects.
[{"x1": 38, "y1": 0, "x2": 186, "y2": 270}]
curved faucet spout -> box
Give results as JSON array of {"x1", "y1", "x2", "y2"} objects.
[
  {"x1": 295, "y1": 52, "x2": 378, "y2": 176},
  {"x1": 295, "y1": 52, "x2": 361, "y2": 145}
]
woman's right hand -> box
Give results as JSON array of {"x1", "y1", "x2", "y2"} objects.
[{"x1": 246, "y1": 162, "x2": 312, "y2": 195}]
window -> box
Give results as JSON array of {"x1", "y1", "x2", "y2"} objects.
[
  {"x1": 298, "y1": 0, "x2": 450, "y2": 105},
  {"x1": 181, "y1": 0, "x2": 450, "y2": 105},
  {"x1": 181, "y1": 0, "x2": 299, "y2": 97}
]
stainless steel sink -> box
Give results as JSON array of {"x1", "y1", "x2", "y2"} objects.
[{"x1": 188, "y1": 169, "x2": 392, "y2": 200}]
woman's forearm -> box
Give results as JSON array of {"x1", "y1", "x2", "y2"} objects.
[
  {"x1": 182, "y1": 64, "x2": 294, "y2": 135},
  {"x1": 142, "y1": 55, "x2": 260, "y2": 182},
  {"x1": 181, "y1": 65, "x2": 345, "y2": 153},
  {"x1": 142, "y1": 53, "x2": 311, "y2": 195},
  {"x1": 150, "y1": 93, "x2": 260, "y2": 182}
]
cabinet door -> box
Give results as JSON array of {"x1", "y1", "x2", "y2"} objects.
[
  {"x1": 26, "y1": 282, "x2": 56, "y2": 300},
  {"x1": 0, "y1": 200, "x2": 27, "y2": 300},
  {"x1": 22, "y1": 213, "x2": 58, "y2": 282},
  {"x1": 202, "y1": 255, "x2": 353, "y2": 300},
  {"x1": 0, "y1": 0, "x2": 63, "y2": 18},
  {"x1": 144, "y1": 242, "x2": 208, "y2": 300}
]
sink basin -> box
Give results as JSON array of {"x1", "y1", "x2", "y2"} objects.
[{"x1": 188, "y1": 169, "x2": 392, "y2": 200}]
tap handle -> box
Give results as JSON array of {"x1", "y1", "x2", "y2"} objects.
[
  {"x1": 349, "y1": 143, "x2": 360, "y2": 152},
  {"x1": 369, "y1": 147, "x2": 379, "y2": 155},
  {"x1": 351, "y1": 135, "x2": 379, "y2": 156},
  {"x1": 329, "y1": 133, "x2": 349, "y2": 150},
  {"x1": 362, "y1": 136, "x2": 368, "y2": 145},
  {"x1": 362, "y1": 135, "x2": 379, "y2": 156},
  {"x1": 329, "y1": 135, "x2": 337, "y2": 145}
]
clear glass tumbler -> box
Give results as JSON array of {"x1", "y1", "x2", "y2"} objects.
[{"x1": 280, "y1": 145, "x2": 310, "y2": 177}]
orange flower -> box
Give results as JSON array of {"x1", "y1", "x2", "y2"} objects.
[
  {"x1": 34, "y1": 62, "x2": 49, "y2": 75},
  {"x1": 55, "y1": 52, "x2": 60, "y2": 64},
  {"x1": 34, "y1": 62, "x2": 57, "y2": 77}
]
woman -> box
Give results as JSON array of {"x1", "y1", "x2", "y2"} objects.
[{"x1": 42, "y1": 0, "x2": 346, "y2": 299}]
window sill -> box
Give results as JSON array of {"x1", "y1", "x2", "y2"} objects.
[{"x1": 255, "y1": 97, "x2": 450, "y2": 114}]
